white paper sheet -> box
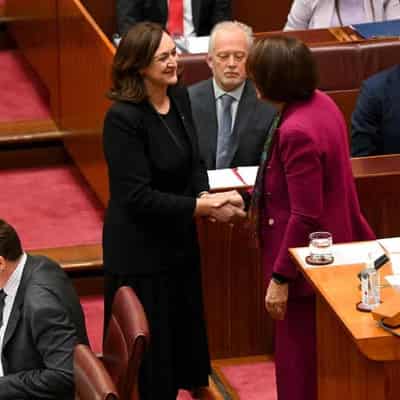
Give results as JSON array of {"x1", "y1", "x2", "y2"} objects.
[
  {"x1": 294, "y1": 241, "x2": 385, "y2": 269},
  {"x1": 236, "y1": 166, "x2": 258, "y2": 186},
  {"x1": 385, "y1": 274, "x2": 400, "y2": 292},
  {"x1": 207, "y1": 169, "x2": 245, "y2": 190},
  {"x1": 378, "y1": 237, "x2": 400, "y2": 254},
  {"x1": 184, "y1": 36, "x2": 209, "y2": 54},
  {"x1": 388, "y1": 253, "x2": 400, "y2": 275}
]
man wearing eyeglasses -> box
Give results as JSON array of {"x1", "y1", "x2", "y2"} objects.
[{"x1": 189, "y1": 21, "x2": 276, "y2": 170}]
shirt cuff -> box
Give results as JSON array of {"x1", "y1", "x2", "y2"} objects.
[{"x1": 271, "y1": 272, "x2": 290, "y2": 284}]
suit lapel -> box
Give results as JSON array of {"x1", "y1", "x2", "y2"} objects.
[
  {"x1": 191, "y1": 0, "x2": 201, "y2": 33},
  {"x1": 230, "y1": 81, "x2": 257, "y2": 166},
  {"x1": 199, "y1": 80, "x2": 218, "y2": 168},
  {"x1": 2, "y1": 255, "x2": 34, "y2": 350},
  {"x1": 161, "y1": 0, "x2": 168, "y2": 23}
]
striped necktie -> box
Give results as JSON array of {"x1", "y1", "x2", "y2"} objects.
[{"x1": 216, "y1": 94, "x2": 235, "y2": 169}]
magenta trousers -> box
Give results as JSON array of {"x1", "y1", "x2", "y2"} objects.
[{"x1": 274, "y1": 296, "x2": 316, "y2": 400}]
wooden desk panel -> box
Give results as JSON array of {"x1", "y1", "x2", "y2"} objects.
[
  {"x1": 352, "y1": 155, "x2": 400, "y2": 238},
  {"x1": 58, "y1": 0, "x2": 114, "y2": 205},
  {"x1": 290, "y1": 244, "x2": 400, "y2": 399},
  {"x1": 328, "y1": 89, "x2": 359, "y2": 130},
  {"x1": 233, "y1": 0, "x2": 293, "y2": 32},
  {"x1": 80, "y1": 0, "x2": 116, "y2": 38},
  {"x1": 256, "y1": 27, "x2": 340, "y2": 45},
  {"x1": 197, "y1": 219, "x2": 273, "y2": 358}
]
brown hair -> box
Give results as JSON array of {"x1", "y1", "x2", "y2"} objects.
[
  {"x1": 108, "y1": 22, "x2": 164, "y2": 103},
  {"x1": 0, "y1": 219, "x2": 23, "y2": 261},
  {"x1": 247, "y1": 36, "x2": 318, "y2": 103}
]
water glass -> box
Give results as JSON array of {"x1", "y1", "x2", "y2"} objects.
[{"x1": 307, "y1": 231, "x2": 334, "y2": 265}]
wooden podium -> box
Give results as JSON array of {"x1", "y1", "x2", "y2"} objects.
[{"x1": 290, "y1": 243, "x2": 400, "y2": 400}]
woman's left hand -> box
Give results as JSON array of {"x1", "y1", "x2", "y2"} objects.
[{"x1": 265, "y1": 280, "x2": 289, "y2": 320}]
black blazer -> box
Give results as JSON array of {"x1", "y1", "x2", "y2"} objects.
[
  {"x1": 116, "y1": 0, "x2": 231, "y2": 35},
  {"x1": 102, "y1": 85, "x2": 209, "y2": 275},
  {"x1": 188, "y1": 79, "x2": 276, "y2": 169},
  {"x1": 351, "y1": 65, "x2": 400, "y2": 157},
  {"x1": 0, "y1": 255, "x2": 88, "y2": 400}
]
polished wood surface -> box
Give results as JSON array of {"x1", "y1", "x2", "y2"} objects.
[
  {"x1": 80, "y1": 0, "x2": 116, "y2": 38},
  {"x1": 0, "y1": 118, "x2": 58, "y2": 139},
  {"x1": 232, "y1": 0, "x2": 293, "y2": 32},
  {"x1": 316, "y1": 296, "x2": 400, "y2": 400},
  {"x1": 256, "y1": 27, "x2": 340, "y2": 45},
  {"x1": 352, "y1": 155, "x2": 400, "y2": 238},
  {"x1": 0, "y1": 145, "x2": 68, "y2": 169},
  {"x1": 30, "y1": 243, "x2": 103, "y2": 297},
  {"x1": 58, "y1": 0, "x2": 114, "y2": 204},
  {"x1": 197, "y1": 219, "x2": 273, "y2": 358},
  {"x1": 290, "y1": 244, "x2": 400, "y2": 360},
  {"x1": 6, "y1": 0, "x2": 60, "y2": 122},
  {"x1": 290, "y1": 243, "x2": 400, "y2": 399},
  {"x1": 328, "y1": 89, "x2": 359, "y2": 130},
  {"x1": 30, "y1": 243, "x2": 102, "y2": 271}
]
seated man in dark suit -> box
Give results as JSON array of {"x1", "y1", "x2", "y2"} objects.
[
  {"x1": 117, "y1": 0, "x2": 231, "y2": 37},
  {"x1": 351, "y1": 65, "x2": 400, "y2": 157},
  {"x1": 189, "y1": 21, "x2": 276, "y2": 169},
  {"x1": 0, "y1": 219, "x2": 88, "y2": 399}
]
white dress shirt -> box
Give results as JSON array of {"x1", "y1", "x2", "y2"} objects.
[
  {"x1": 331, "y1": 0, "x2": 366, "y2": 27},
  {"x1": 0, "y1": 252, "x2": 27, "y2": 376},
  {"x1": 284, "y1": 0, "x2": 400, "y2": 31},
  {"x1": 213, "y1": 79, "x2": 246, "y2": 132}
]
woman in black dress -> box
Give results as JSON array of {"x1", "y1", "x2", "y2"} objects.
[{"x1": 102, "y1": 22, "x2": 244, "y2": 399}]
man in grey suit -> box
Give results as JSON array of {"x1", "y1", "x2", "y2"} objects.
[
  {"x1": 0, "y1": 219, "x2": 88, "y2": 399},
  {"x1": 189, "y1": 21, "x2": 276, "y2": 170}
]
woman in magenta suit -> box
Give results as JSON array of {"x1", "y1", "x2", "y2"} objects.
[{"x1": 247, "y1": 36, "x2": 375, "y2": 400}]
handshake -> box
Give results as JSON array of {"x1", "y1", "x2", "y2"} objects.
[{"x1": 196, "y1": 190, "x2": 247, "y2": 224}]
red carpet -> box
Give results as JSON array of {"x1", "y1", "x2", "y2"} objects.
[
  {"x1": 0, "y1": 165, "x2": 103, "y2": 249},
  {"x1": 0, "y1": 50, "x2": 51, "y2": 121},
  {"x1": 220, "y1": 362, "x2": 277, "y2": 399}
]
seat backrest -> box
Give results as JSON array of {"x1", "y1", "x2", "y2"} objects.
[
  {"x1": 74, "y1": 344, "x2": 119, "y2": 400},
  {"x1": 103, "y1": 286, "x2": 150, "y2": 400}
]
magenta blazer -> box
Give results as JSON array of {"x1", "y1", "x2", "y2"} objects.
[{"x1": 261, "y1": 90, "x2": 375, "y2": 298}]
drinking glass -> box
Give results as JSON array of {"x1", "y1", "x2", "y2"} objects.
[{"x1": 307, "y1": 231, "x2": 334, "y2": 265}]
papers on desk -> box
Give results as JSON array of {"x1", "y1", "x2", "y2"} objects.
[
  {"x1": 207, "y1": 166, "x2": 258, "y2": 190},
  {"x1": 378, "y1": 238, "x2": 400, "y2": 274},
  {"x1": 175, "y1": 36, "x2": 209, "y2": 54},
  {"x1": 385, "y1": 275, "x2": 400, "y2": 291},
  {"x1": 294, "y1": 241, "x2": 385, "y2": 269},
  {"x1": 235, "y1": 166, "x2": 258, "y2": 186}
]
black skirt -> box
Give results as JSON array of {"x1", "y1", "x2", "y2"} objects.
[{"x1": 104, "y1": 263, "x2": 211, "y2": 400}]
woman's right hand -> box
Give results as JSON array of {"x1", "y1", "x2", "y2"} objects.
[{"x1": 195, "y1": 193, "x2": 246, "y2": 223}]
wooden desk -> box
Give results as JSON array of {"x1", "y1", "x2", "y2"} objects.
[
  {"x1": 290, "y1": 243, "x2": 400, "y2": 400},
  {"x1": 352, "y1": 154, "x2": 400, "y2": 238}
]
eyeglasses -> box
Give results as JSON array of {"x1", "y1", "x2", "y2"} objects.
[{"x1": 153, "y1": 47, "x2": 178, "y2": 64}]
